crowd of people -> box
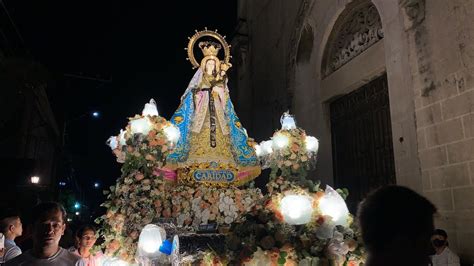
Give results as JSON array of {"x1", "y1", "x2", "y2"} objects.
[
  {"x1": 0, "y1": 186, "x2": 461, "y2": 266},
  {"x1": 0, "y1": 202, "x2": 102, "y2": 265}
]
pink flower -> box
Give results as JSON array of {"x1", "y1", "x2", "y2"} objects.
[{"x1": 135, "y1": 172, "x2": 145, "y2": 181}]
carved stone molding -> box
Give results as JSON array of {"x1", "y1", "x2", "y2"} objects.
[
  {"x1": 285, "y1": 0, "x2": 316, "y2": 111},
  {"x1": 400, "y1": 0, "x2": 426, "y2": 30},
  {"x1": 323, "y1": 1, "x2": 384, "y2": 77},
  {"x1": 296, "y1": 24, "x2": 314, "y2": 64}
]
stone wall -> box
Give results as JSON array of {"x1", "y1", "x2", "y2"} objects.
[
  {"x1": 232, "y1": 0, "x2": 303, "y2": 139},
  {"x1": 407, "y1": 0, "x2": 474, "y2": 261},
  {"x1": 234, "y1": 0, "x2": 474, "y2": 262}
]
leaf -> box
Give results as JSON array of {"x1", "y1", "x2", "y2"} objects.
[
  {"x1": 277, "y1": 257, "x2": 286, "y2": 265},
  {"x1": 336, "y1": 188, "x2": 349, "y2": 200},
  {"x1": 343, "y1": 188, "x2": 349, "y2": 197}
]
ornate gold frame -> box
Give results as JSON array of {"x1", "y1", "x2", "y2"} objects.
[{"x1": 185, "y1": 28, "x2": 231, "y2": 69}]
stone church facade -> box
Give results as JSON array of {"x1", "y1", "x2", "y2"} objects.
[{"x1": 231, "y1": 0, "x2": 474, "y2": 262}]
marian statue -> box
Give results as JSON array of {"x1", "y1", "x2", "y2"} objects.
[{"x1": 166, "y1": 29, "x2": 261, "y2": 186}]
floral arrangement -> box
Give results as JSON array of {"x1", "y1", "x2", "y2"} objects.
[
  {"x1": 107, "y1": 117, "x2": 180, "y2": 168},
  {"x1": 242, "y1": 247, "x2": 297, "y2": 266},
  {"x1": 98, "y1": 100, "x2": 263, "y2": 263},
  {"x1": 216, "y1": 113, "x2": 365, "y2": 265},
  {"x1": 254, "y1": 113, "x2": 319, "y2": 190},
  {"x1": 99, "y1": 99, "x2": 181, "y2": 262},
  {"x1": 97, "y1": 175, "x2": 262, "y2": 262},
  {"x1": 222, "y1": 177, "x2": 365, "y2": 266},
  {"x1": 98, "y1": 105, "x2": 366, "y2": 265}
]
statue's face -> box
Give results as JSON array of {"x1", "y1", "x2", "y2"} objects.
[{"x1": 205, "y1": 59, "x2": 216, "y2": 72}]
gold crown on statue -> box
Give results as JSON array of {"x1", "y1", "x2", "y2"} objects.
[{"x1": 199, "y1": 41, "x2": 222, "y2": 57}]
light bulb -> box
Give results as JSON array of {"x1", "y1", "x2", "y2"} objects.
[
  {"x1": 130, "y1": 117, "x2": 152, "y2": 135},
  {"x1": 163, "y1": 124, "x2": 180, "y2": 144},
  {"x1": 280, "y1": 112, "x2": 297, "y2": 130},
  {"x1": 280, "y1": 195, "x2": 313, "y2": 225},
  {"x1": 272, "y1": 133, "x2": 289, "y2": 150},
  {"x1": 260, "y1": 140, "x2": 273, "y2": 155},
  {"x1": 107, "y1": 136, "x2": 118, "y2": 150},
  {"x1": 137, "y1": 224, "x2": 166, "y2": 258},
  {"x1": 288, "y1": 207, "x2": 302, "y2": 219},
  {"x1": 142, "y1": 239, "x2": 159, "y2": 253},
  {"x1": 319, "y1": 185, "x2": 349, "y2": 226},
  {"x1": 142, "y1": 99, "x2": 159, "y2": 117},
  {"x1": 254, "y1": 144, "x2": 262, "y2": 157},
  {"x1": 305, "y1": 136, "x2": 319, "y2": 153},
  {"x1": 30, "y1": 176, "x2": 40, "y2": 184}
]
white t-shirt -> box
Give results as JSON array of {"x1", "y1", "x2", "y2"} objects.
[
  {"x1": 431, "y1": 247, "x2": 460, "y2": 266},
  {"x1": 70, "y1": 248, "x2": 104, "y2": 266},
  {"x1": 5, "y1": 247, "x2": 85, "y2": 266}
]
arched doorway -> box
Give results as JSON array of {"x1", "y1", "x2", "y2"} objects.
[{"x1": 321, "y1": 0, "x2": 396, "y2": 211}]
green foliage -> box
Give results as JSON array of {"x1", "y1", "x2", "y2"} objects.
[{"x1": 336, "y1": 188, "x2": 349, "y2": 200}]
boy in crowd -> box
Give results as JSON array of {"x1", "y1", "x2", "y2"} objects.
[{"x1": 0, "y1": 209, "x2": 23, "y2": 263}]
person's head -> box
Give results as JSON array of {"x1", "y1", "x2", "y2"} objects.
[
  {"x1": 357, "y1": 186, "x2": 436, "y2": 264},
  {"x1": 31, "y1": 202, "x2": 67, "y2": 249},
  {"x1": 75, "y1": 225, "x2": 97, "y2": 250},
  {"x1": 0, "y1": 209, "x2": 22, "y2": 239},
  {"x1": 431, "y1": 229, "x2": 449, "y2": 250}
]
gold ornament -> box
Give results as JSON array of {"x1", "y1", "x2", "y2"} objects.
[
  {"x1": 220, "y1": 62, "x2": 232, "y2": 72},
  {"x1": 186, "y1": 28, "x2": 231, "y2": 70},
  {"x1": 199, "y1": 41, "x2": 221, "y2": 57}
]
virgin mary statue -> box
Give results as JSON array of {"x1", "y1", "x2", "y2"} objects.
[{"x1": 166, "y1": 30, "x2": 260, "y2": 186}]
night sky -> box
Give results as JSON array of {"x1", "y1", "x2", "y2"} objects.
[{"x1": 6, "y1": 0, "x2": 238, "y2": 210}]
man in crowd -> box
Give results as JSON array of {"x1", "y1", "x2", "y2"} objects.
[
  {"x1": 358, "y1": 185, "x2": 437, "y2": 266},
  {"x1": 430, "y1": 229, "x2": 460, "y2": 266},
  {"x1": 0, "y1": 209, "x2": 23, "y2": 263},
  {"x1": 6, "y1": 202, "x2": 84, "y2": 265}
]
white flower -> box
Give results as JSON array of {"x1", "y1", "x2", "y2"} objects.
[
  {"x1": 219, "y1": 203, "x2": 227, "y2": 212},
  {"x1": 201, "y1": 209, "x2": 210, "y2": 224},
  {"x1": 192, "y1": 218, "x2": 201, "y2": 227},
  {"x1": 177, "y1": 214, "x2": 186, "y2": 226},
  {"x1": 192, "y1": 198, "x2": 201, "y2": 206},
  {"x1": 224, "y1": 196, "x2": 234, "y2": 204},
  {"x1": 224, "y1": 216, "x2": 233, "y2": 224},
  {"x1": 195, "y1": 211, "x2": 202, "y2": 219}
]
